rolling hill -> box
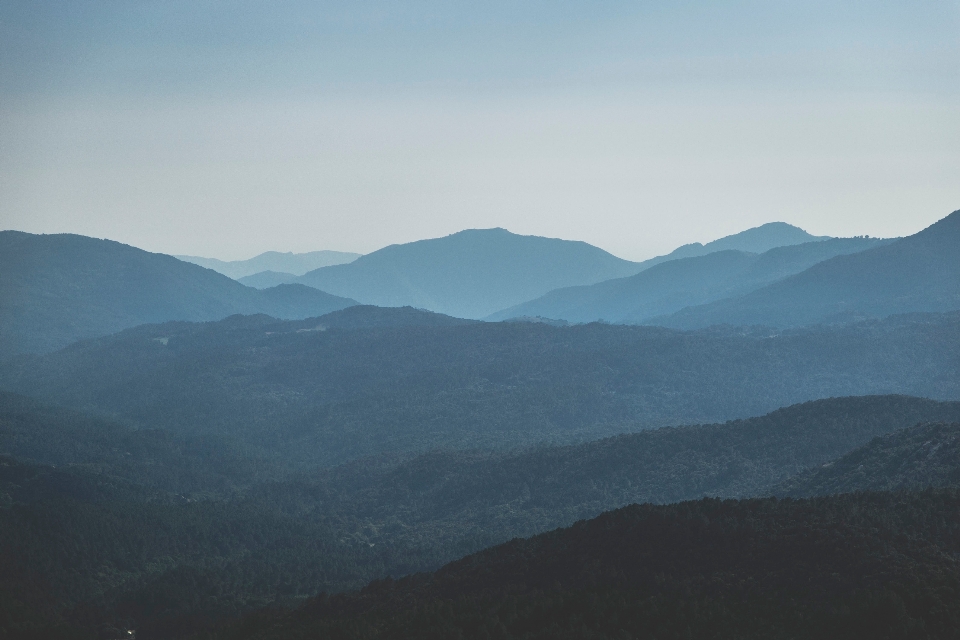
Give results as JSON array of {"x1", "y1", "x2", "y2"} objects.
[
  {"x1": 220, "y1": 490, "x2": 960, "y2": 640},
  {"x1": 3, "y1": 307, "x2": 959, "y2": 468},
  {"x1": 660, "y1": 209, "x2": 960, "y2": 329},
  {"x1": 776, "y1": 421, "x2": 960, "y2": 497},
  {"x1": 0, "y1": 232, "x2": 358, "y2": 356},
  {"x1": 488, "y1": 237, "x2": 885, "y2": 323}
]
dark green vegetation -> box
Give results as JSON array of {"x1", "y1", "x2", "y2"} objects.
[
  {"x1": 0, "y1": 456, "x2": 389, "y2": 640},
  {"x1": 213, "y1": 491, "x2": 960, "y2": 640},
  {"x1": 251, "y1": 395, "x2": 960, "y2": 560},
  {"x1": 3, "y1": 308, "x2": 959, "y2": 468},
  {"x1": 4, "y1": 392, "x2": 960, "y2": 639},
  {"x1": 0, "y1": 232, "x2": 357, "y2": 357},
  {"x1": 295, "y1": 228, "x2": 644, "y2": 319},
  {"x1": 489, "y1": 237, "x2": 886, "y2": 323},
  {"x1": 176, "y1": 250, "x2": 360, "y2": 280},
  {"x1": 778, "y1": 421, "x2": 960, "y2": 497},
  {"x1": 662, "y1": 208, "x2": 960, "y2": 329}
]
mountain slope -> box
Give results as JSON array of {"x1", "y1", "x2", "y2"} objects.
[
  {"x1": 661, "y1": 209, "x2": 960, "y2": 329},
  {"x1": 176, "y1": 249, "x2": 360, "y2": 279},
  {"x1": 296, "y1": 228, "x2": 644, "y2": 319},
  {"x1": 261, "y1": 395, "x2": 960, "y2": 558},
  {"x1": 3, "y1": 308, "x2": 959, "y2": 469},
  {"x1": 654, "y1": 220, "x2": 830, "y2": 262},
  {"x1": 0, "y1": 232, "x2": 358, "y2": 356},
  {"x1": 237, "y1": 270, "x2": 299, "y2": 288},
  {"x1": 776, "y1": 421, "x2": 960, "y2": 497},
  {"x1": 223, "y1": 491, "x2": 960, "y2": 640},
  {"x1": 489, "y1": 237, "x2": 885, "y2": 323}
]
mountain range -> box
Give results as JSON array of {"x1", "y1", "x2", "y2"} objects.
[
  {"x1": 488, "y1": 237, "x2": 887, "y2": 323},
  {"x1": 3, "y1": 306, "x2": 959, "y2": 468},
  {"x1": 175, "y1": 249, "x2": 360, "y2": 279},
  {"x1": 0, "y1": 232, "x2": 358, "y2": 357},
  {"x1": 659, "y1": 209, "x2": 960, "y2": 328}
]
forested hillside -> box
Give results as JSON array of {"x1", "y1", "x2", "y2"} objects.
[
  {"x1": 777, "y1": 421, "x2": 960, "y2": 497},
  {"x1": 252, "y1": 395, "x2": 960, "y2": 560},
  {"x1": 0, "y1": 232, "x2": 357, "y2": 356},
  {"x1": 3, "y1": 308, "x2": 958, "y2": 468},
  {"x1": 489, "y1": 237, "x2": 886, "y2": 323},
  {"x1": 213, "y1": 491, "x2": 960, "y2": 640}
]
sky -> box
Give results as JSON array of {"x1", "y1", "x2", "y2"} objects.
[{"x1": 1, "y1": 1, "x2": 959, "y2": 261}]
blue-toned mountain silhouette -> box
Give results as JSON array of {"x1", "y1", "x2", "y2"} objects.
[
  {"x1": 659, "y1": 209, "x2": 960, "y2": 329},
  {"x1": 488, "y1": 237, "x2": 885, "y2": 323},
  {"x1": 176, "y1": 249, "x2": 360, "y2": 279},
  {"x1": 0, "y1": 232, "x2": 357, "y2": 356}
]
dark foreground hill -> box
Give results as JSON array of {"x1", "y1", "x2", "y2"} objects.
[
  {"x1": 3, "y1": 393, "x2": 959, "y2": 638},
  {"x1": 777, "y1": 421, "x2": 960, "y2": 497},
  {"x1": 489, "y1": 237, "x2": 886, "y2": 323},
  {"x1": 3, "y1": 308, "x2": 959, "y2": 468},
  {"x1": 661, "y1": 209, "x2": 960, "y2": 329},
  {"x1": 0, "y1": 232, "x2": 357, "y2": 356},
  {"x1": 219, "y1": 490, "x2": 960, "y2": 640}
]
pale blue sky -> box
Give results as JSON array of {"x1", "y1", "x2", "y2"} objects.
[{"x1": 1, "y1": 1, "x2": 958, "y2": 259}]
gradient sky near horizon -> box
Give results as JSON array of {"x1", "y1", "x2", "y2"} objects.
[{"x1": 1, "y1": 1, "x2": 959, "y2": 260}]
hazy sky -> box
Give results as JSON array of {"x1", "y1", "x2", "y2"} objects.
[{"x1": 1, "y1": 1, "x2": 959, "y2": 260}]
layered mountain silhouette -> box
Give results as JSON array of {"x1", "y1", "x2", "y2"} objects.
[
  {"x1": 4, "y1": 307, "x2": 959, "y2": 468},
  {"x1": 237, "y1": 270, "x2": 299, "y2": 288},
  {"x1": 776, "y1": 420, "x2": 960, "y2": 497},
  {"x1": 294, "y1": 228, "x2": 642, "y2": 319},
  {"x1": 0, "y1": 232, "x2": 357, "y2": 356},
  {"x1": 488, "y1": 237, "x2": 885, "y2": 323},
  {"x1": 293, "y1": 224, "x2": 831, "y2": 319},
  {"x1": 660, "y1": 209, "x2": 960, "y2": 329},
  {"x1": 176, "y1": 249, "x2": 360, "y2": 279},
  {"x1": 635, "y1": 221, "x2": 829, "y2": 269}
]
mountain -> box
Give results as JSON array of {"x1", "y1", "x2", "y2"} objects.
[
  {"x1": 488, "y1": 237, "x2": 886, "y2": 323},
  {"x1": 0, "y1": 231, "x2": 358, "y2": 356},
  {"x1": 660, "y1": 209, "x2": 960, "y2": 329},
  {"x1": 3, "y1": 307, "x2": 959, "y2": 469},
  {"x1": 221, "y1": 490, "x2": 960, "y2": 640},
  {"x1": 237, "y1": 270, "x2": 299, "y2": 288},
  {"x1": 0, "y1": 391, "x2": 275, "y2": 496},
  {"x1": 256, "y1": 395, "x2": 960, "y2": 560},
  {"x1": 776, "y1": 421, "x2": 960, "y2": 497},
  {"x1": 175, "y1": 249, "x2": 360, "y2": 279},
  {"x1": 294, "y1": 228, "x2": 643, "y2": 319},
  {"x1": 647, "y1": 221, "x2": 830, "y2": 265}
]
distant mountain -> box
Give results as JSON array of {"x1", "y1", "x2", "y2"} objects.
[
  {"x1": 660, "y1": 209, "x2": 960, "y2": 329},
  {"x1": 176, "y1": 249, "x2": 360, "y2": 279},
  {"x1": 237, "y1": 270, "x2": 299, "y2": 288},
  {"x1": 3, "y1": 309, "x2": 959, "y2": 469},
  {"x1": 488, "y1": 237, "x2": 886, "y2": 323},
  {"x1": 776, "y1": 421, "x2": 960, "y2": 497},
  {"x1": 294, "y1": 225, "x2": 831, "y2": 320},
  {"x1": 0, "y1": 231, "x2": 358, "y2": 356},
  {"x1": 294, "y1": 228, "x2": 643, "y2": 319},
  {"x1": 226, "y1": 491, "x2": 960, "y2": 640},
  {"x1": 647, "y1": 221, "x2": 830, "y2": 265}
]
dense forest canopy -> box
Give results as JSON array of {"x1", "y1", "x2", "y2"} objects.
[{"x1": 2, "y1": 309, "x2": 958, "y2": 469}]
